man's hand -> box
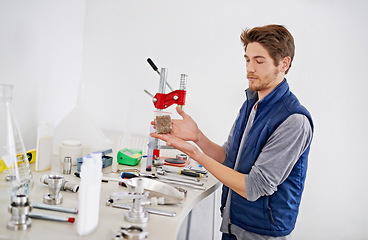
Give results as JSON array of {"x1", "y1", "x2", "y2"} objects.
[
  {"x1": 151, "y1": 129, "x2": 247, "y2": 199},
  {"x1": 172, "y1": 106, "x2": 202, "y2": 142},
  {"x1": 151, "y1": 106, "x2": 202, "y2": 143},
  {"x1": 150, "y1": 131, "x2": 200, "y2": 159}
]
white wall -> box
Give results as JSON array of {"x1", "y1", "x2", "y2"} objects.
[
  {"x1": 0, "y1": 0, "x2": 86, "y2": 148},
  {"x1": 1, "y1": 0, "x2": 368, "y2": 239}
]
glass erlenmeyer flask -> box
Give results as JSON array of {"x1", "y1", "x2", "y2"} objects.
[{"x1": 0, "y1": 84, "x2": 33, "y2": 199}]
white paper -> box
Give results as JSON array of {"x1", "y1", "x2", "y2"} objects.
[{"x1": 1, "y1": 154, "x2": 14, "y2": 168}]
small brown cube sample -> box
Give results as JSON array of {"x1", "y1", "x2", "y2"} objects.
[{"x1": 156, "y1": 115, "x2": 172, "y2": 134}]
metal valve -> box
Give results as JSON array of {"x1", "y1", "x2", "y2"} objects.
[
  {"x1": 7, "y1": 183, "x2": 32, "y2": 231},
  {"x1": 40, "y1": 174, "x2": 79, "y2": 193},
  {"x1": 43, "y1": 175, "x2": 64, "y2": 205}
]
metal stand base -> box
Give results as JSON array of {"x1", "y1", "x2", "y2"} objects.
[
  {"x1": 114, "y1": 226, "x2": 149, "y2": 240},
  {"x1": 8, "y1": 190, "x2": 32, "y2": 231},
  {"x1": 43, "y1": 193, "x2": 63, "y2": 205},
  {"x1": 7, "y1": 219, "x2": 32, "y2": 231},
  {"x1": 124, "y1": 209, "x2": 149, "y2": 224}
]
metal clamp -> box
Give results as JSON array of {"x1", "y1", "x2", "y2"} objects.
[
  {"x1": 113, "y1": 226, "x2": 148, "y2": 240},
  {"x1": 7, "y1": 183, "x2": 32, "y2": 230}
]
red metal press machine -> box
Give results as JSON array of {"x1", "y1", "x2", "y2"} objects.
[{"x1": 144, "y1": 58, "x2": 188, "y2": 171}]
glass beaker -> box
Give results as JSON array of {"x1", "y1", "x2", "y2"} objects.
[{"x1": 0, "y1": 84, "x2": 33, "y2": 199}]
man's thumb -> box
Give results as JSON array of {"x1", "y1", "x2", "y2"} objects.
[{"x1": 176, "y1": 105, "x2": 188, "y2": 118}]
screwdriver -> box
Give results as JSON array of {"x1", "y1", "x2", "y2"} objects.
[
  {"x1": 159, "y1": 167, "x2": 203, "y2": 178},
  {"x1": 178, "y1": 170, "x2": 202, "y2": 178},
  {"x1": 121, "y1": 172, "x2": 138, "y2": 179}
]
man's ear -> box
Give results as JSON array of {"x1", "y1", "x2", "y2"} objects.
[{"x1": 280, "y1": 56, "x2": 291, "y2": 73}]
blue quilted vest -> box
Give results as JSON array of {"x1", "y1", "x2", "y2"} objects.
[{"x1": 221, "y1": 79, "x2": 313, "y2": 237}]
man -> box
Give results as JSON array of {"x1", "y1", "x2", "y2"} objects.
[{"x1": 151, "y1": 24, "x2": 313, "y2": 239}]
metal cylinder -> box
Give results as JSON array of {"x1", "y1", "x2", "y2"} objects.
[
  {"x1": 63, "y1": 157, "x2": 72, "y2": 174},
  {"x1": 158, "y1": 68, "x2": 168, "y2": 94},
  {"x1": 7, "y1": 194, "x2": 32, "y2": 230},
  {"x1": 62, "y1": 181, "x2": 79, "y2": 193},
  {"x1": 176, "y1": 153, "x2": 188, "y2": 161}
]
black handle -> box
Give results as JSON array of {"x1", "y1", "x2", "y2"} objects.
[
  {"x1": 147, "y1": 58, "x2": 159, "y2": 72},
  {"x1": 179, "y1": 170, "x2": 202, "y2": 178},
  {"x1": 121, "y1": 172, "x2": 138, "y2": 179}
]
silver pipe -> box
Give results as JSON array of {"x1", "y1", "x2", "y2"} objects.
[
  {"x1": 158, "y1": 68, "x2": 168, "y2": 94},
  {"x1": 28, "y1": 212, "x2": 75, "y2": 223},
  {"x1": 32, "y1": 203, "x2": 78, "y2": 214},
  {"x1": 159, "y1": 179, "x2": 206, "y2": 190},
  {"x1": 159, "y1": 176, "x2": 203, "y2": 186},
  {"x1": 112, "y1": 203, "x2": 176, "y2": 217}
]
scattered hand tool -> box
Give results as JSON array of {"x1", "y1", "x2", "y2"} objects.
[{"x1": 158, "y1": 166, "x2": 205, "y2": 178}]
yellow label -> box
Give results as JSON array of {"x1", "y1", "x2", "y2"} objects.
[
  {"x1": 131, "y1": 153, "x2": 142, "y2": 159},
  {"x1": 0, "y1": 149, "x2": 36, "y2": 173}
]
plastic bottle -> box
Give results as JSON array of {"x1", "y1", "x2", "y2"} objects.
[
  {"x1": 76, "y1": 152, "x2": 102, "y2": 235},
  {"x1": 35, "y1": 121, "x2": 54, "y2": 171},
  {"x1": 0, "y1": 84, "x2": 33, "y2": 200}
]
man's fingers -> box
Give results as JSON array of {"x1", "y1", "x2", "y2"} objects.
[
  {"x1": 176, "y1": 106, "x2": 188, "y2": 119},
  {"x1": 151, "y1": 133, "x2": 174, "y2": 147},
  {"x1": 151, "y1": 132, "x2": 170, "y2": 141}
]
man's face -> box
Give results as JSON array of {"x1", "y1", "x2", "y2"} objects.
[{"x1": 244, "y1": 42, "x2": 282, "y2": 93}]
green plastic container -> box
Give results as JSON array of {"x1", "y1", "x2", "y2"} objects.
[{"x1": 117, "y1": 148, "x2": 142, "y2": 166}]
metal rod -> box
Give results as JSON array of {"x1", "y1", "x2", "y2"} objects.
[
  {"x1": 28, "y1": 213, "x2": 75, "y2": 223},
  {"x1": 159, "y1": 179, "x2": 206, "y2": 190},
  {"x1": 151, "y1": 68, "x2": 168, "y2": 160},
  {"x1": 166, "y1": 82, "x2": 174, "y2": 92},
  {"x1": 112, "y1": 203, "x2": 176, "y2": 217},
  {"x1": 158, "y1": 68, "x2": 168, "y2": 94},
  {"x1": 144, "y1": 89, "x2": 154, "y2": 98},
  {"x1": 159, "y1": 176, "x2": 203, "y2": 186},
  {"x1": 32, "y1": 203, "x2": 78, "y2": 214}
]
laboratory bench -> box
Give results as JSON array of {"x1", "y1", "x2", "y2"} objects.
[{"x1": 0, "y1": 156, "x2": 221, "y2": 240}]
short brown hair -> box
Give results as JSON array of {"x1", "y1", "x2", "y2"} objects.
[{"x1": 240, "y1": 24, "x2": 295, "y2": 74}]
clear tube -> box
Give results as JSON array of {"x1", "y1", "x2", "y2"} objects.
[{"x1": 146, "y1": 125, "x2": 155, "y2": 171}]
